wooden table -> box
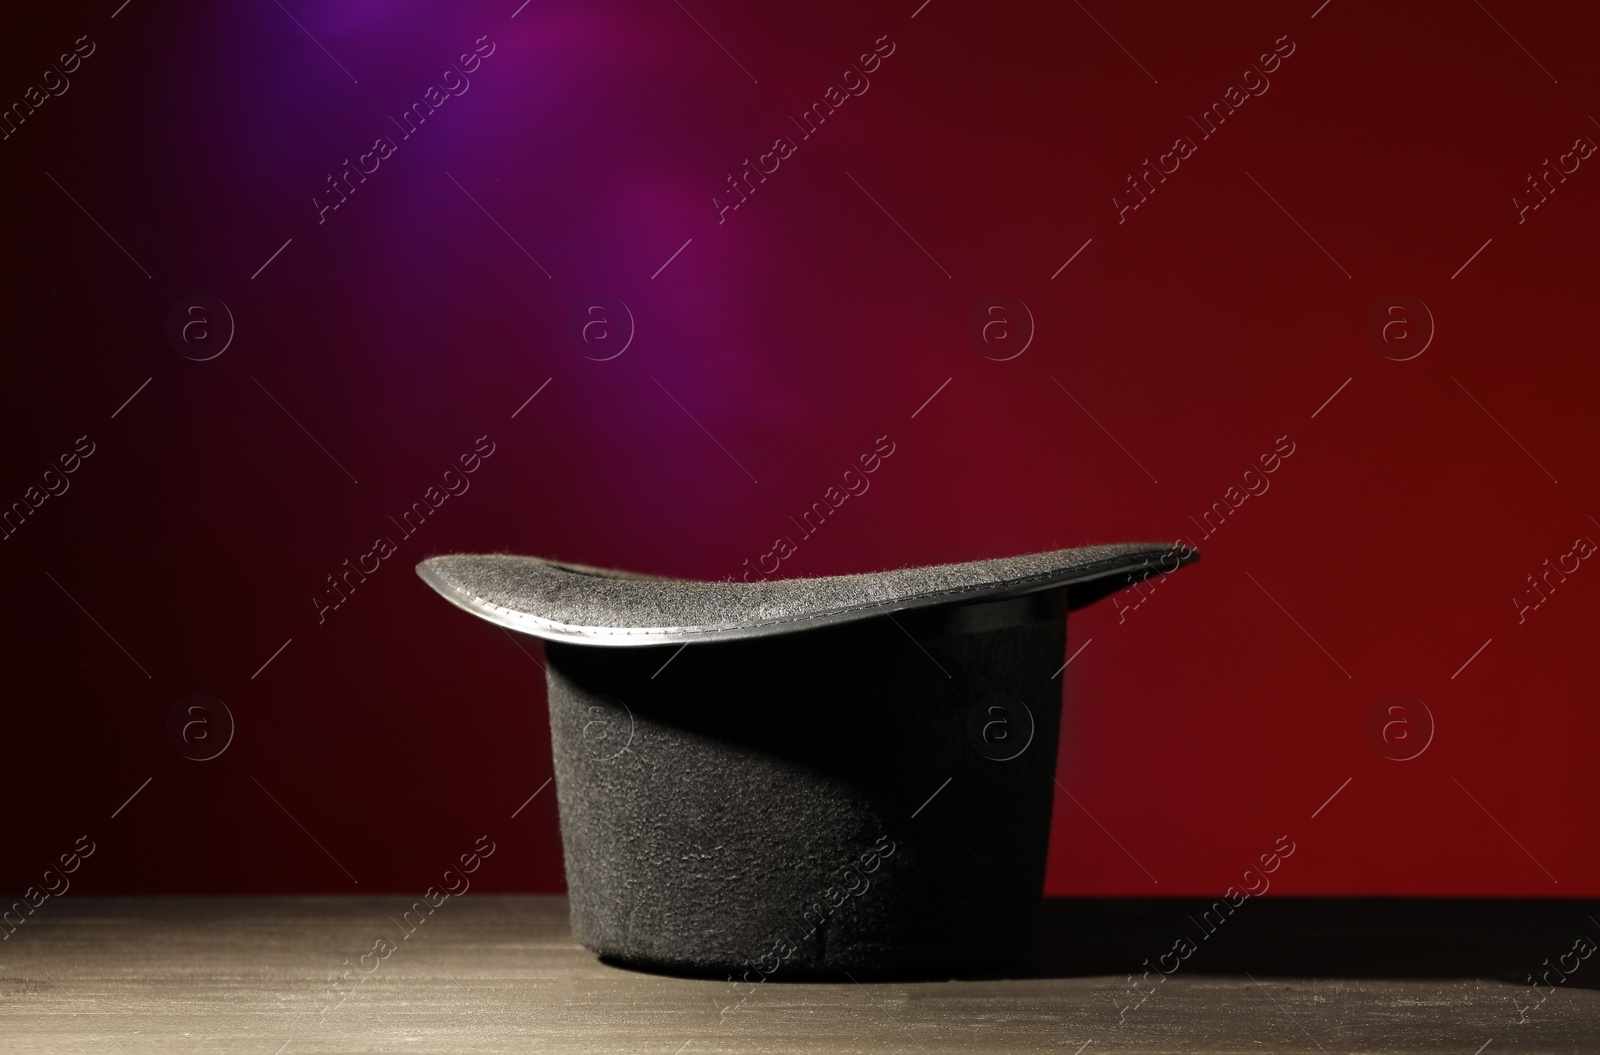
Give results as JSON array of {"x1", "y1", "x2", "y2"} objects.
[{"x1": 3, "y1": 896, "x2": 1596, "y2": 1052}]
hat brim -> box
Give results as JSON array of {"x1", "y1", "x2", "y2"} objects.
[{"x1": 415, "y1": 543, "x2": 1195, "y2": 647}]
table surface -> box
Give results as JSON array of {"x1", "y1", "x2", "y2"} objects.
[{"x1": 3, "y1": 896, "x2": 1597, "y2": 1053}]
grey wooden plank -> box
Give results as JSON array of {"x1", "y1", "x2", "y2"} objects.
[{"x1": 0, "y1": 897, "x2": 1595, "y2": 1053}]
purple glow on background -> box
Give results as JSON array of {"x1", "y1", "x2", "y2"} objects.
[{"x1": 5, "y1": 0, "x2": 1600, "y2": 898}]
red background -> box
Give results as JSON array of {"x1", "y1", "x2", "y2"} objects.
[{"x1": 3, "y1": 0, "x2": 1597, "y2": 899}]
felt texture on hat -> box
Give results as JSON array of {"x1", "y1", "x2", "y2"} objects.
[
  {"x1": 416, "y1": 542, "x2": 1192, "y2": 646},
  {"x1": 543, "y1": 609, "x2": 1068, "y2": 976}
]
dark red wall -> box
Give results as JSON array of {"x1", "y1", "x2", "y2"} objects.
[{"x1": 4, "y1": 0, "x2": 1597, "y2": 899}]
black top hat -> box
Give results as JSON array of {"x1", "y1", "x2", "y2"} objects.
[{"x1": 418, "y1": 542, "x2": 1195, "y2": 978}]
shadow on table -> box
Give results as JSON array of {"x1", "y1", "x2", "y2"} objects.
[
  {"x1": 1015, "y1": 897, "x2": 1600, "y2": 984},
  {"x1": 597, "y1": 898, "x2": 1600, "y2": 985}
]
